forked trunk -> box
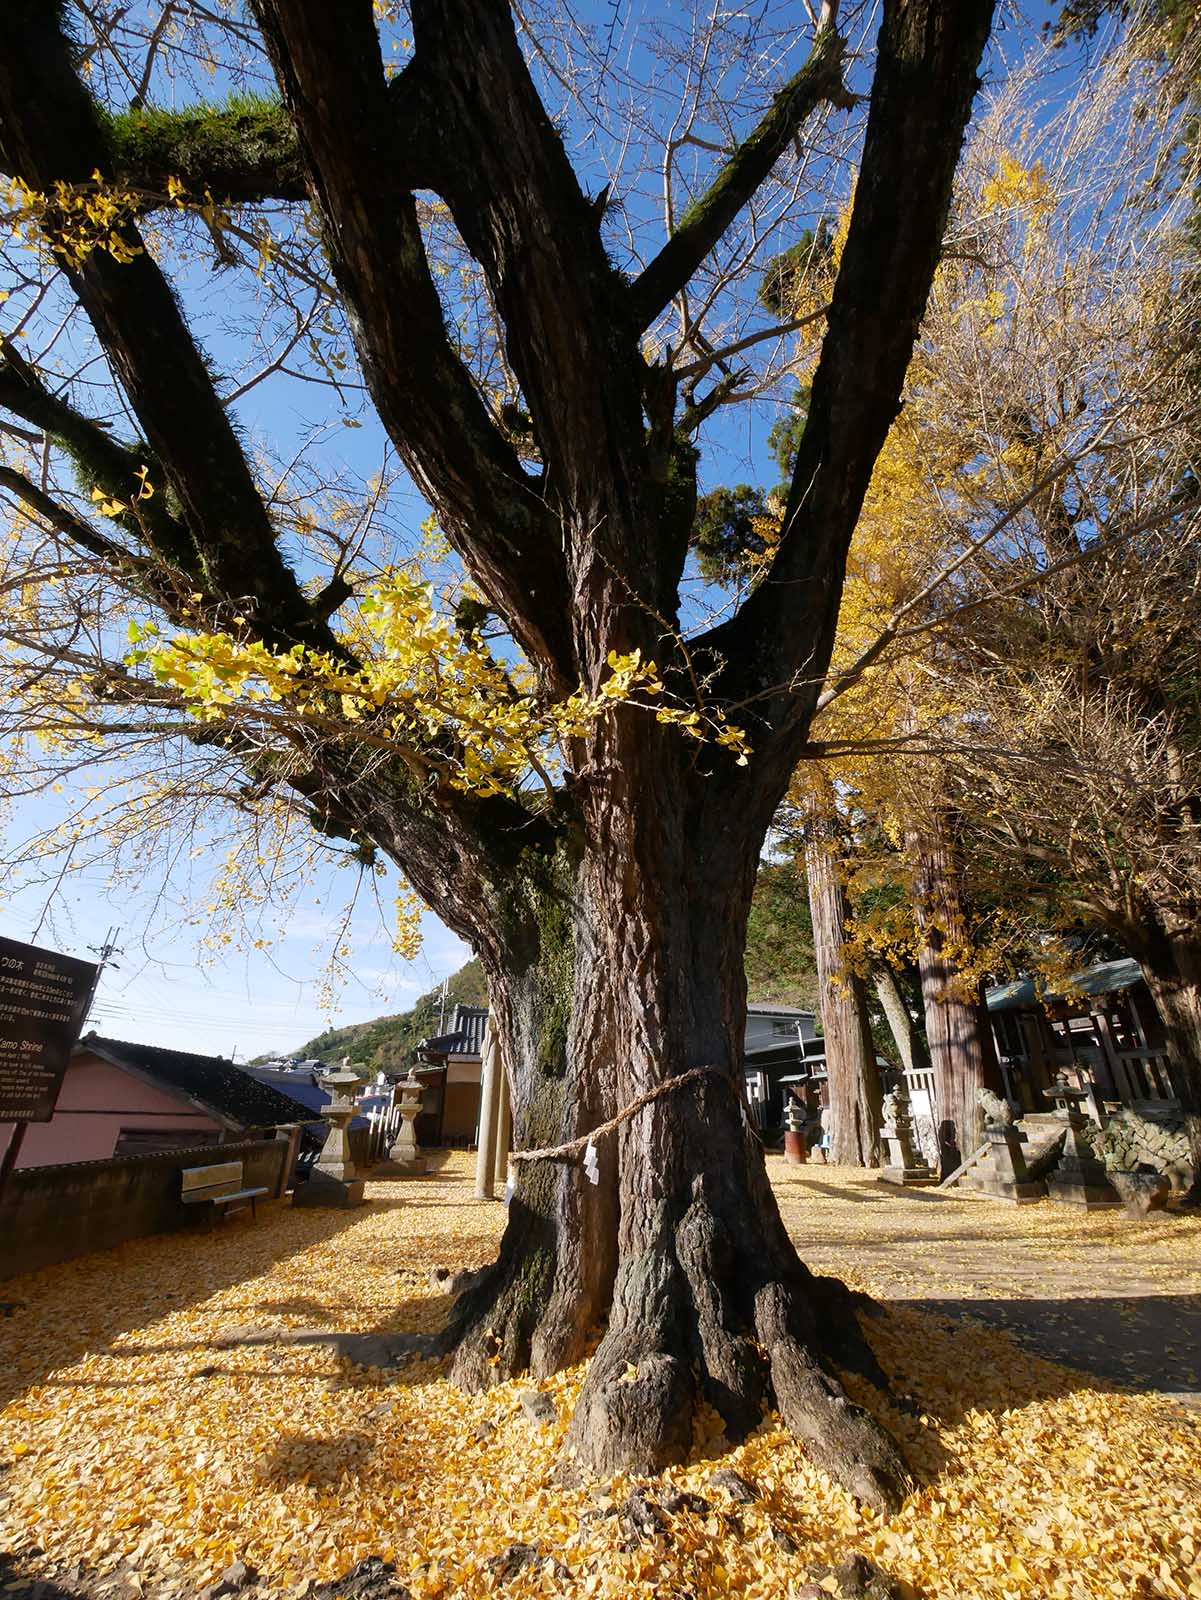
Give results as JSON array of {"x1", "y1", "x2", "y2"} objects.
[
  {"x1": 908, "y1": 809, "x2": 1002, "y2": 1176},
  {"x1": 440, "y1": 762, "x2": 910, "y2": 1514},
  {"x1": 1128, "y1": 920, "x2": 1201, "y2": 1204},
  {"x1": 804, "y1": 815, "x2": 883, "y2": 1165},
  {"x1": 0, "y1": 0, "x2": 995, "y2": 1526}
]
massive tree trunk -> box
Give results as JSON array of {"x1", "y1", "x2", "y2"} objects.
[
  {"x1": 804, "y1": 806, "x2": 883, "y2": 1165},
  {"x1": 1125, "y1": 917, "x2": 1201, "y2": 1205},
  {"x1": 438, "y1": 748, "x2": 911, "y2": 1512},
  {"x1": 908, "y1": 808, "x2": 1003, "y2": 1176}
]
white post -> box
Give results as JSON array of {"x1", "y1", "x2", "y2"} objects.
[
  {"x1": 494, "y1": 1057, "x2": 512, "y2": 1188},
  {"x1": 474, "y1": 1027, "x2": 502, "y2": 1200}
]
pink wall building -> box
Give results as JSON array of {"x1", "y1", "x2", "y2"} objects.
[{"x1": 0, "y1": 1037, "x2": 311, "y2": 1169}]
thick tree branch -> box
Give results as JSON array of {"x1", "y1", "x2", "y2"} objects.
[
  {"x1": 102, "y1": 99, "x2": 307, "y2": 205},
  {"x1": 96, "y1": 72, "x2": 434, "y2": 211},
  {"x1": 250, "y1": 0, "x2": 575, "y2": 686},
  {"x1": 1, "y1": 15, "x2": 544, "y2": 918},
  {"x1": 699, "y1": 0, "x2": 995, "y2": 757},
  {"x1": 629, "y1": 27, "x2": 851, "y2": 335},
  {"x1": 408, "y1": 0, "x2": 655, "y2": 620},
  {"x1": 0, "y1": 2, "x2": 329, "y2": 654},
  {"x1": 0, "y1": 335, "x2": 195, "y2": 572}
]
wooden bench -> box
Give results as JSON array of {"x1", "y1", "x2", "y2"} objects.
[{"x1": 181, "y1": 1161, "x2": 269, "y2": 1228}]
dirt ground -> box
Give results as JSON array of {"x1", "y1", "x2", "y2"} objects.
[
  {"x1": 773, "y1": 1160, "x2": 1201, "y2": 1403},
  {"x1": 1, "y1": 1153, "x2": 1199, "y2": 1600}
]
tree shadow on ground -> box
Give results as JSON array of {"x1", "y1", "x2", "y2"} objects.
[
  {"x1": 367, "y1": 1150, "x2": 468, "y2": 1181},
  {"x1": 254, "y1": 1429, "x2": 378, "y2": 1488},
  {"x1": 0, "y1": 1202, "x2": 373, "y2": 1410},
  {"x1": 786, "y1": 1179, "x2": 889, "y2": 1203},
  {"x1": 774, "y1": 1172, "x2": 962, "y2": 1206},
  {"x1": 0, "y1": 1548, "x2": 88, "y2": 1600},
  {"x1": 843, "y1": 1291, "x2": 1201, "y2": 1493},
  {"x1": 18, "y1": 1284, "x2": 462, "y2": 1395},
  {"x1": 895, "y1": 1291, "x2": 1201, "y2": 1399},
  {"x1": 786, "y1": 1180, "x2": 964, "y2": 1207}
]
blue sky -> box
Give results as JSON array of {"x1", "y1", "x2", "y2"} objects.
[
  {"x1": 1, "y1": 813, "x2": 472, "y2": 1057},
  {"x1": 0, "y1": 1, "x2": 1086, "y2": 1059}
]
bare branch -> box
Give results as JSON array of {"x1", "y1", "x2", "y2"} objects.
[{"x1": 629, "y1": 25, "x2": 850, "y2": 334}]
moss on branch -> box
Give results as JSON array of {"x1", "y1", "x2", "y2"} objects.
[{"x1": 103, "y1": 95, "x2": 306, "y2": 206}]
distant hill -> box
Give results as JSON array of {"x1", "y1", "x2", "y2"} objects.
[
  {"x1": 745, "y1": 859, "x2": 819, "y2": 1011},
  {"x1": 256, "y1": 958, "x2": 487, "y2": 1074},
  {"x1": 254, "y1": 862, "x2": 815, "y2": 1072}
]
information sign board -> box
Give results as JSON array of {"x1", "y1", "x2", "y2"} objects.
[{"x1": 0, "y1": 936, "x2": 98, "y2": 1123}]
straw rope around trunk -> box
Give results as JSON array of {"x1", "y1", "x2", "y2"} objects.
[{"x1": 509, "y1": 1065, "x2": 732, "y2": 1164}]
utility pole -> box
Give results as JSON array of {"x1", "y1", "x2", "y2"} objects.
[
  {"x1": 438, "y1": 976, "x2": 448, "y2": 1034},
  {"x1": 84, "y1": 927, "x2": 122, "y2": 1027}
]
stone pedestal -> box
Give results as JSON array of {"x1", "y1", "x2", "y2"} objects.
[
  {"x1": 376, "y1": 1075, "x2": 427, "y2": 1176},
  {"x1": 293, "y1": 1171, "x2": 366, "y2": 1208},
  {"x1": 970, "y1": 1123, "x2": 1046, "y2": 1203},
  {"x1": 877, "y1": 1081, "x2": 937, "y2": 1187},
  {"x1": 294, "y1": 1060, "x2": 367, "y2": 1208},
  {"x1": 878, "y1": 1155, "x2": 939, "y2": 1187},
  {"x1": 1043, "y1": 1077, "x2": 1120, "y2": 1209}
]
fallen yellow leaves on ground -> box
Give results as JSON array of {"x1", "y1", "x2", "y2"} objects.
[{"x1": 2, "y1": 1154, "x2": 1199, "y2": 1600}]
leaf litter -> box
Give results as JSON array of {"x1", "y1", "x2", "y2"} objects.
[{"x1": 1, "y1": 1154, "x2": 1199, "y2": 1600}]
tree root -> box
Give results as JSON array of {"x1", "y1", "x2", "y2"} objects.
[
  {"x1": 441, "y1": 1246, "x2": 553, "y2": 1390},
  {"x1": 437, "y1": 1189, "x2": 611, "y2": 1390},
  {"x1": 551, "y1": 1206, "x2": 911, "y2": 1516},
  {"x1": 556, "y1": 1309, "x2": 908, "y2": 1513},
  {"x1": 756, "y1": 1283, "x2": 912, "y2": 1515},
  {"x1": 434, "y1": 1192, "x2": 909, "y2": 1513}
]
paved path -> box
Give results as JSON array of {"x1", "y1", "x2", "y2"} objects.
[{"x1": 770, "y1": 1157, "x2": 1201, "y2": 1404}]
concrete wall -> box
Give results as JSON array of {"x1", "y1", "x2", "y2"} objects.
[
  {"x1": 0, "y1": 1134, "x2": 296, "y2": 1280},
  {"x1": 0, "y1": 1053, "x2": 225, "y2": 1169}
]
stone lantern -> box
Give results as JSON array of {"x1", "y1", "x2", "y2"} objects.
[
  {"x1": 783, "y1": 1094, "x2": 809, "y2": 1165},
  {"x1": 877, "y1": 1078, "x2": 937, "y2": 1187},
  {"x1": 294, "y1": 1056, "x2": 366, "y2": 1207},
  {"x1": 1042, "y1": 1073, "x2": 1118, "y2": 1208},
  {"x1": 385, "y1": 1073, "x2": 427, "y2": 1175}
]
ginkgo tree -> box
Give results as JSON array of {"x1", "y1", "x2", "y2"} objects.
[
  {"x1": 0, "y1": 0, "x2": 994, "y2": 1505},
  {"x1": 768, "y1": 29, "x2": 1201, "y2": 1180}
]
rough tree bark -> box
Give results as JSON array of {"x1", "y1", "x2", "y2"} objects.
[
  {"x1": 907, "y1": 808, "x2": 1003, "y2": 1175},
  {"x1": 446, "y1": 847, "x2": 622, "y2": 1384},
  {"x1": 0, "y1": 0, "x2": 995, "y2": 1510},
  {"x1": 803, "y1": 802, "x2": 883, "y2": 1165}
]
